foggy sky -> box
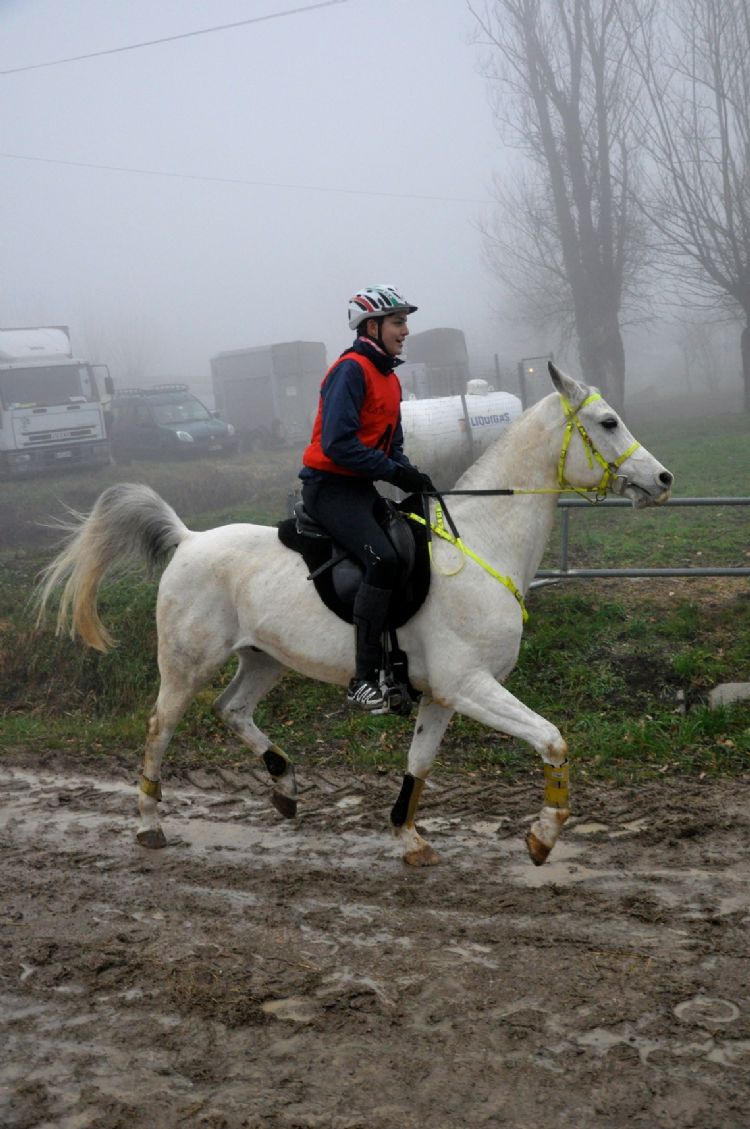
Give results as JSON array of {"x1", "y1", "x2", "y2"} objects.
[{"x1": 1, "y1": 0, "x2": 513, "y2": 384}]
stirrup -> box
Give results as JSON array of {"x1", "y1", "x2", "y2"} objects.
[{"x1": 347, "y1": 677, "x2": 387, "y2": 712}]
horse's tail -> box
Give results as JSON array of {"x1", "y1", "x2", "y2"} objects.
[{"x1": 35, "y1": 482, "x2": 190, "y2": 653}]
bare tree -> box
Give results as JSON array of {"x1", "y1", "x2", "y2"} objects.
[
  {"x1": 624, "y1": 0, "x2": 750, "y2": 411},
  {"x1": 79, "y1": 316, "x2": 163, "y2": 389},
  {"x1": 470, "y1": 0, "x2": 650, "y2": 408}
]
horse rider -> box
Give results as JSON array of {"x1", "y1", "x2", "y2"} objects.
[{"x1": 299, "y1": 284, "x2": 435, "y2": 712}]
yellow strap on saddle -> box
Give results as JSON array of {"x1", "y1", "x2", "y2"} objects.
[{"x1": 407, "y1": 506, "x2": 528, "y2": 622}]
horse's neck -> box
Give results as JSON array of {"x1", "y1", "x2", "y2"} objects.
[
  {"x1": 450, "y1": 396, "x2": 562, "y2": 586},
  {"x1": 458, "y1": 395, "x2": 560, "y2": 492}
]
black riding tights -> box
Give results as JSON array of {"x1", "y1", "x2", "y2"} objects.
[{"x1": 301, "y1": 476, "x2": 398, "y2": 589}]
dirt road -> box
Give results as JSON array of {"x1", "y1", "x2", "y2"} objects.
[{"x1": 2, "y1": 753, "x2": 750, "y2": 1128}]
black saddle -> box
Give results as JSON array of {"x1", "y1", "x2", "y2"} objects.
[{"x1": 277, "y1": 496, "x2": 431, "y2": 628}]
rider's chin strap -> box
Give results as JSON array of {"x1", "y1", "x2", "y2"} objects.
[{"x1": 558, "y1": 393, "x2": 640, "y2": 503}]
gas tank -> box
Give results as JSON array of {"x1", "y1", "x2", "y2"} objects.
[{"x1": 400, "y1": 390, "x2": 522, "y2": 466}]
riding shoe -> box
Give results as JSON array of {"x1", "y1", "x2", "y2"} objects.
[{"x1": 347, "y1": 677, "x2": 387, "y2": 712}]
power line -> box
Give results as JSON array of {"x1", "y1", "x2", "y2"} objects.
[
  {"x1": 0, "y1": 0, "x2": 351, "y2": 76},
  {"x1": 0, "y1": 151, "x2": 487, "y2": 205}
]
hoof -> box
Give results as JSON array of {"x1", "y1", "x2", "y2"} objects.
[
  {"x1": 137, "y1": 828, "x2": 167, "y2": 849},
  {"x1": 525, "y1": 830, "x2": 551, "y2": 866},
  {"x1": 403, "y1": 843, "x2": 442, "y2": 867},
  {"x1": 271, "y1": 791, "x2": 297, "y2": 819}
]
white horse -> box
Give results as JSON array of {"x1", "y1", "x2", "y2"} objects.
[{"x1": 36, "y1": 364, "x2": 673, "y2": 867}]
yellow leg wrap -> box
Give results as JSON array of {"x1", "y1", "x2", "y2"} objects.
[
  {"x1": 543, "y1": 761, "x2": 569, "y2": 810},
  {"x1": 140, "y1": 775, "x2": 162, "y2": 802}
]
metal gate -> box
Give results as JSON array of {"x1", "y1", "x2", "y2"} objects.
[{"x1": 534, "y1": 496, "x2": 750, "y2": 584}]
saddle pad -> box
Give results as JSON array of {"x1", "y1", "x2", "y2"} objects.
[{"x1": 277, "y1": 497, "x2": 431, "y2": 627}]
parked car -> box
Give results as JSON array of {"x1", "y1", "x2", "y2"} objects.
[{"x1": 110, "y1": 384, "x2": 236, "y2": 462}]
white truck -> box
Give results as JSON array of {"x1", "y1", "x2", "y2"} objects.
[{"x1": 0, "y1": 326, "x2": 112, "y2": 476}]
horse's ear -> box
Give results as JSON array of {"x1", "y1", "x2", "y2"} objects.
[{"x1": 548, "y1": 361, "x2": 587, "y2": 403}]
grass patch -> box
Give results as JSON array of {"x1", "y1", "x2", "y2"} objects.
[
  {"x1": 1, "y1": 414, "x2": 749, "y2": 782},
  {"x1": 541, "y1": 411, "x2": 750, "y2": 572},
  {"x1": 4, "y1": 578, "x2": 748, "y2": 782},
  {"x1": 0, "y1": 447, "x2": 302, "y2": 550}
]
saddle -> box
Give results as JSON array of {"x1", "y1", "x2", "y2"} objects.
[
  {"x1": 277, "y1": 496, "x2": 432, "y2": 716},
  {"x1": 277, "y1": 497, "x2": 431, "y2": 627}
]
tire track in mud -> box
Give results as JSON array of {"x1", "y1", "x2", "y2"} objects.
[{"x1": 2, "y1": 760, "x2": 750, "y2": 1128}]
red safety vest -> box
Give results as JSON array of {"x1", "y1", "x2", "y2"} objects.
[{"x1": 302, "y1": 350, "x2": 402, "y2": 476}]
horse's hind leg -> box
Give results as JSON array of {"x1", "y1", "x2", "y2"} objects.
[
  {"x1": 391, "y1": 697, "x2": 454, "y2": 867},
  {"x1": 137, "y1": 662, "x2": 219, "y2": 848},
  {"x1": 213, "y1": 648, "x2": 297, "y2": 817}
]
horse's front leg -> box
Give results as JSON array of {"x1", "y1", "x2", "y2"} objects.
[
  {"x1": 390, "y1": 697, "x2": 453, "y2": 866},
  {"x1": 450, "y1": 671, "x2": 570, "y2": 866}
]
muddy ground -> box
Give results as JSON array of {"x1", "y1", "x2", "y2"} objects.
[{"x1": 2, "y1": 752, "x2": 750, "y2": 1129}]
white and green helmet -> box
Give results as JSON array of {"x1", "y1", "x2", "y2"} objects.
[{"x1": 348, "y1": 284, "x2": 418, "y2": 331}]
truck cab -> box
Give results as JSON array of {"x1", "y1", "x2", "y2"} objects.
[{"x1": 0, "y1": 326, "x2": 111, "y2": 476}]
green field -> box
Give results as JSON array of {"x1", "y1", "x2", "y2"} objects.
[{"x1": 1, "y1": 411, "x2": 749, "y2": 783}]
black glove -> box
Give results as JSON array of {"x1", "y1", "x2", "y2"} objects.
[{"x1": 392, "y1": 463, "x2": 435, "y2": 494}]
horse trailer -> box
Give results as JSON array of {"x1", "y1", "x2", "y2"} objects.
[
  {"x1": 210, "y1": 340, "x2": 326, "y2": 451},
  {"x1": 402, "y1": 327, "x2": 470, "y2": 398}
]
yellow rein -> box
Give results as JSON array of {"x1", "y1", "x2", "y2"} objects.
[
  {"x1": 405, "y1": 392, "x2": 641, "y2": 622},
  {"x1": 406, "y1": 505, "x2": 529, "y2": 621}
]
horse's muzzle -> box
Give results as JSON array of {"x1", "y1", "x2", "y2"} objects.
[{"x1": 627, "y1": 476, "x2": 674, "y2": 509}]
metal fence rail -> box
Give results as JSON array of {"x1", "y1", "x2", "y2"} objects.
[{"x1": 534, "y1": 496, "x2": 750, "y2": 583}]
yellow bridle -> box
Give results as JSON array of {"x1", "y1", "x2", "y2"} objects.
[
  {"x1": 556, "y1": 393, "x2": 640, "y2": 502},
  {"x1": 406, "y1": 392, "x2": 641, "y2": 621}
]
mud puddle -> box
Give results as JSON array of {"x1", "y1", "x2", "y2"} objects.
[{"x1": 2, "y1": 758, "x2": 750, "y2": 1128}]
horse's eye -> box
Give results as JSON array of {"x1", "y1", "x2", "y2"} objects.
[{"x1": 601, "y1": 417, "x2": 618, "y2": 431}]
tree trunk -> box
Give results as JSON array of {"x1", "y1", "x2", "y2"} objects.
[
  {"x1": 741, "y1": 322, "x2": 750, "y2": 414},
  {"x1": 576, "y1": 310, "x2": 626, "y2": 411}
]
